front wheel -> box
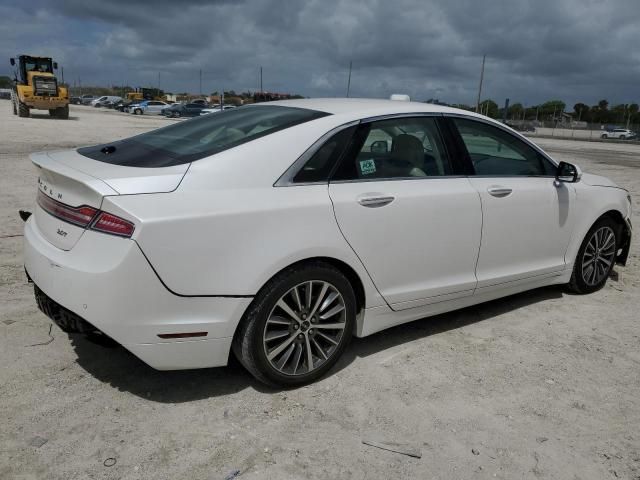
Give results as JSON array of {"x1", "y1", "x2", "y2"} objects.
[
  {"x1": 233, "y1": 262, "x2": 356, "y2": 387},
  {"x1": 134, "y1": 108, "x2": 142, "y2": 115},
  {"x1": 601, "y1": 134, "x2": 608, "y2": 139},
  {"x1": 18, "y1": 101, "x2": 29, "y2": 118},
  {"x1": 568, "y1": 217, "x2": 619, "y2": 294},
  {"x1": 56, "y1": 105, "x2": 69, "y2": 119},
  {"x1": 619, "y1": 135, "x2": 626, "y2": 140}
]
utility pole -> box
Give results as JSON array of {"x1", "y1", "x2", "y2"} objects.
[
  {"x1": 502, "y1": 98, "x2": 509, "y2": 123},
  {"x1": 346, "y1": 60, "x2": 352, "y2": 98},
  {"x1": 475, "y1": 54, "x2": 486, "y2": 113},
  {"x1": 260, "y1": 66, "x2": 263, "y2": 93},
  {"x1": 61, "y1": 67, "x2": 64, "y2": 85},
  {"x1": 199, "y1": 69, "x2": 202, "y2": 96},
  {"x1": 158, "y1": 72, "x2": 161, "y2": 91}
]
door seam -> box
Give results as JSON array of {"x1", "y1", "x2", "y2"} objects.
[{"x1": 327, "y1": 184, "x2": 394, "y2": 310}]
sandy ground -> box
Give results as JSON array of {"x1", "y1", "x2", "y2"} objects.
[{"x1": 1, "y1": 102, "x2": 639, "y2": 480}]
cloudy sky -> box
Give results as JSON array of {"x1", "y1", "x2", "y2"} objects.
[{"x1": 2, "y1": 0, "x2": 640, "y2": 106}]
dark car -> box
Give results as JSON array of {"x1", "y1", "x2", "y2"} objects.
[
  {"x1": 161, "y1": 102, "x2": 207, "y2": 118},
  {"x1": 70, "y1": 96, "x2": 82, "y2": 104}
]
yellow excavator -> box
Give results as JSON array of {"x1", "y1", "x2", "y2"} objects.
[{"x1": 9, "y1": 55, "x2": 69, "y2": 119}]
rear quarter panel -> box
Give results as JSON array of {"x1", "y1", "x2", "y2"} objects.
[{"x1": 106, "y1": 115, "x2": 385, "y2": 307}]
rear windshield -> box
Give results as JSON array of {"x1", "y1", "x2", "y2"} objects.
[{"x1": 78, "y1": 105, "x2": 329, "y2": 167}]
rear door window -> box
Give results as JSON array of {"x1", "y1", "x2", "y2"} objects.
[{"x1": 78, "y1": 106, "x2": 330, "y2": 167}]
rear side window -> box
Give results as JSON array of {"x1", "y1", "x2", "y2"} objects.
[
  {"x1": 78, "y1": 106, "x2": 330, "y2": 167},
  {"x1": 292, "y1": 126, "x2": 356, "y2": 183}
]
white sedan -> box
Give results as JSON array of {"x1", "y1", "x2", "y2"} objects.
[{"x1": 23, "y1": 98, "x2": 632, "y2": 386}]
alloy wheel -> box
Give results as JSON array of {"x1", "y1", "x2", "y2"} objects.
[
  {"x1": 582, "y1": 226, "x2": 616, "y2": 286},
  {"x1": 263, "y1": 280, "x2": 346, "y2": 376}
]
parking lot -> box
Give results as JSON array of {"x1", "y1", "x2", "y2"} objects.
[{"x1": 1, "y1": 103, "x2": 639, "y2": 479}]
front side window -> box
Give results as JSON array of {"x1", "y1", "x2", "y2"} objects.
[
  {"x1": 332, "y1": 117, "x2": 451, "y2": 181},
  {"x1": 78, "y1": 105, "x2": 330, "y2": 167},
  {"x1": 453, "y1": 118, "x2": 556, "y2": 176}
]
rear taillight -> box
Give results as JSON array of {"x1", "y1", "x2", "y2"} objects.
[
  {"x1": 90, "y1": 212, "x2": 135, "y2": 237},
  {"x1": 37, "y1": 190, "x2": 135, "y2": 238},
  {"x1": 37, "y1": 190, "x2": 98, "y2": 227}
]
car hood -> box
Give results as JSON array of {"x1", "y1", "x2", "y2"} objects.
[{"x1": 581, "y1": 173, "x2": 624, "y2": 190}]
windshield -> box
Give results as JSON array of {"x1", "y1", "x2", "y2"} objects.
[
  {"x1": 77, "y1": 105, "x2": 329, "y2": 167},
  {"x1": 23, "y1": 56, "x2": 52, "y2": 73}
]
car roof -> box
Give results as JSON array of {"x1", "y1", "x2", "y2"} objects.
[{"x1": 265, "y1": 97, "x2": 484, "y2": 120}]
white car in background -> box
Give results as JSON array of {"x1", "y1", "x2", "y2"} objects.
[
  {"x1": 130, "y1": 100, "x2": 170, "y2": 115},
  {"x1": 601, "y1": 128, "x2": 636, "y2": 140},
  {"x1": 23, "y1": 99, "x2": 632, "y2": 386},
  {"x1": 200, "y1": 104, "x2": 236, "y2": 115},
  {"x1": 90, "y1": 95, "x2": 122, "y2": 107}
]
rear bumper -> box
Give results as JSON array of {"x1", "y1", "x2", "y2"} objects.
[{"x1": 24, "y1": 217, "x2": 253, "y2": 370}]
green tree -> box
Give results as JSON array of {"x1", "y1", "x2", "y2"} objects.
[
  {"x1": 0, "y1": 75, "x2": 13, "y2": 88},
  {"x1": 478, "y1": 99, "x2": 499, "y2": 118},
  {"x1": 508, "y1": 102, "x2": 524, "y2": 119},
  {"x1": 573, "y1": 103, "x2": 589, "y2": 121}
]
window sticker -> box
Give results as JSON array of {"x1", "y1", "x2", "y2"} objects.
[{"x1": 359, "y1": 159, "x2": 376, "y2": 175}]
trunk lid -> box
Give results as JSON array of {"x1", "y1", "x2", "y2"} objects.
[{"x1": 31, "y1": 150, "x2": 188, "y2": 250}]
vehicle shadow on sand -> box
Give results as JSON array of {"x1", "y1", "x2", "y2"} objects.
[
  {"x1": 27, "y1": 113, "x2": 79, "y2": 121},
  {"x1": 69, "y1": 286, "x2": 564, "y2": 402}
]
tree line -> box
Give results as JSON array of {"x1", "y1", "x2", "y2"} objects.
[{"x1": 447, "y1": 98, "x2": 640, "y2": 125}]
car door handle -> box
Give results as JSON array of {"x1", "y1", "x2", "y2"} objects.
[
  {"x1": 357, "y1": 195, "x2": 395, "y2": 207},
  {"x1": 487, "y1": 187, "x2": 513, "y2": 198}
]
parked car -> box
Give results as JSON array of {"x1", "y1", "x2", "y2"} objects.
[
  {"x1": 200, "y1": 104, "x2": 236, "y2": 115},
  {"x1": 91, "y1": 96, "x2": 122, "y2": 107},
  {"x1": 70, "y1": 96, "x2": 82, "y2": 105},
  {"x1": 601, "y1": 128, "x2": 636, "y2": 140},
  {"x1": 162, "y1": 102, "x2": 207, "y2": 118},
  {"x1": 80, "y1": 95, "x2": 97, "y2": 105},
  {"x1": 129, "y1": 100, "x2": 170, "y2": 115},
  {"x1": 23, "y1": 99, "x2": 632, "y2": 387}
]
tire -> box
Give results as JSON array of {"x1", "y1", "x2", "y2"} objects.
[
  {"x1": 601, "y1": 134, "x2": 608, "y2": 139},
  {"x1": 18, "y1": 101, "x2": 29, "y2": 118},
  {"x1": 49, "y1": 109, "x2": 56, "y2": 116},
  {"x1": 134, "y1": 108, "x2": 142, "y2": 115},
  {"x1": 568, "y1": 217, "x2": 619, "y2": 294},
  {"x1": 56, "y1": 105, "x2": 69, "y2": 119},
  {"x1": 232, "y1": 261, "x2": 356, "y2": 387},
  {"x1": 12, "y1": 100, "x2": 17, "y2": 115},
  {"x1": 619, "y1": 135, "x2": 625, "y2": 140}
]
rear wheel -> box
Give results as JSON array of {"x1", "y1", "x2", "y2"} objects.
[
  {"x1": 18, "y1": 101, "x2": 29, "y2": 118},
  {"x1": 568, "y1": 217, "x2": 619, "y2": 294},
  {"x1": 233, "y1": 262, "x2": 356, "y2": 387},
  {"x1": 134, "y1": 108, "x2": 142, "y2": 115},
  {"x1": 601, "y1": 134, "x2": 608, "y2": 139},
  {"x1": 620, "y1": 135, "x2": 626, "y2": 140},
  {"x1": 12, "y1": 100, "x2": 17, "y2": 115}
]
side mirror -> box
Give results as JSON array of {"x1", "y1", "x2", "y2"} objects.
[
  {"x1": 556, "y1": 161, "x2": 581, "y2": 183},
  {"x1": 370, "y1": 140, "x2": 388, "y2": 154},
  {"x1": 10, "y1": 58, "x2": 15, "y2": 66},
  {"x1": 53, "y1": 62, "x2": 58, "y2": 70}
]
